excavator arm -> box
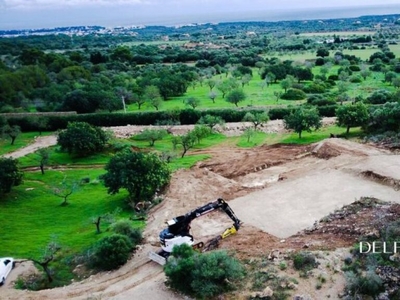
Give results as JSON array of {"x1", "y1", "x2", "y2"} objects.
[{"x1": 149, "y1": 198, "x2": 241, "y2": 265}]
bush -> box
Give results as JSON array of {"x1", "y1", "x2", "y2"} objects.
[
  {"x1": 307, "y1": 95, "x2": 336, "y2": 106},
  {"x1": 328, "y1": 74, "x2": 339, "y2": 81},
  {"x1": 14, "y1": 273, "x2": 47, "y2": 291},
  {"x1": 317, "y1": 105, "x2": 338, "y2": 117},
  {"x1": 164, "y1": 244, "x2": 245, "y2": 298},
  {"x1": 57, "y1": 122, "x2": 109, "y2": 156},
  {"x1": 91, "y1": 234, "x2": 132, "y2": 270},
  {"x1": 191, "y1": 251, "x2": 245, "y2": 298},
  {"x1": 303, "y1": 83, "x2": 328, "y2": 94},
  {"x1": 349, "y1": 75, "x2": 363, "y2": 83},
  {"x1": 349, "y1": 65, "x2": 361, "y2": 72},
  {"x1": 111, "y1": 220, "x2": 143, "y2": 245},
  {"x1": 0, "y1": 157, "x2": 23, "y2": 195},
  {"x1": 345, "y1": 270, "x2": 383, "y2": 297},
  {"x1": 367, "y1": 102, "x2": 400, "y2": 132},
  {"x1": 367, "y1": 89, "x2": 394, "y2": 105},
  {"x1": 292, "y1": 251, "x2": 317, "y2": 271},
  {"x1": 179, "y1": 108, "x2": 201, "y2": 125},
  {"x1": 268, "y1": 107, "x2": 294, "y2": 120},
  {"x1": 281, "y1": 88, "x2": 307, "y2": 100},
  {"x1": 6, "y1": 108, "x2": 275, "y2": 132}
]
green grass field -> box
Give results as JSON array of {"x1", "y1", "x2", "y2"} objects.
[
  {"x1": 126, "y1": 73, "x2": 304, "y2": 112},
  {"x1": 266, "y1": 45, "x2": 400, "y2": 63},
  {"x1": 0, "y1": 169, "x2": 134, "y2": 258},
  {"x1": 125, "y1": 59, "x2": 395, "y2": 114}
]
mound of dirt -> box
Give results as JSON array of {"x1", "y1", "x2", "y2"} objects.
[
  {"x1": 198, "y1": 143, "x2": 309, "y2": 179},
  {"x1": 309, "y1": 138, "x2": 372, "y2": 160}
]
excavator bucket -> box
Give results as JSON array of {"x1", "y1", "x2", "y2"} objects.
[
  {"x1": 148, "y1": 251, "x2": 167, "y2": 265},
  {"x1": 221, "y1": 225, "x2": 238, "y2": 239}
]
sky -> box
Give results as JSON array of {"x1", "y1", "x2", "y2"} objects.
[{"x1": 0, "y1": 0, "x2": 400, "y2": 30}]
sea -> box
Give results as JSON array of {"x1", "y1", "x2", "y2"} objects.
[
  {"x1": 1, "y1": 4, "x2": 400, "y2": 30},
  {"x1": 116, "y1": 4, "x2": 400, "y2": 28}
]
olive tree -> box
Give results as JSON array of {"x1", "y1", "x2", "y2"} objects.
[
  {"x1": 2, "y1": 125, "x2": 21, "y2": 145},
  {"x1": 103, "y1": 151, "x2": 171, "y2": 203},
  {"x1": 284, "y1": 107, "x2": 322, "y2": 138},
  {"x1": 172, "y1": 131, "x2": 197, "y2": 158},
  {"x1": 29, "y1": 241, "x2": 61, "y2": 283},
  {"x1": 242, "y1": 112, "x2": 269, "y2": 130},
  {"x1": 133, "y1": 128, "x2": 168, "y2": 146},
  {"x1": 197, "y1": 114, "x2": 225, "y2": 130},
  {"x1": 225, "y1": 89, "x2": 246, "y2": 107},
  {"x1": 51, "y1": 176, "x2": 78, "y2": 206},
  {"x1": 57, "y1": 122, "x2": 110, "y2": 156},
  {"x1": 185, "y1": 97, "x2": 200, "y2": 109},
  {"x1": 336, "y1": 103, "x2": 369, "y2": 134}
]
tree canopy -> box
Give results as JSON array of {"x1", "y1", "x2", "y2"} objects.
[
  {"x1": 225, "y1": 89, "x2": 246, "y2": 107},
  {"x1": 242, "y1": 112, "x2": 269, "y2": 130},
  {"x1": 336, "y1": 103, "x2": 369, "y2": 134},
  {"x1": 103, "y1": 151, "x2": 171, "y2": 203},
  {"x1": 284, "y1": 107, "x2": 322, "y2": 138},
  {"x1": 57, "y1": 122, "x2": 110, "y2": 156},
  {"x1": 0, "y1": 157, "x2": 23, "y2": 195}
]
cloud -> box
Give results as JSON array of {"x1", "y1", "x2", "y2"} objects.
[
  {"x1": 1, "y1": 0, "x2": 144, "y2": 10},
  {"x1": 2, "y1": 0, "x2": 400, "y2": 11}
]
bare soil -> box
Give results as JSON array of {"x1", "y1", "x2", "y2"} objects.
[{"x1": 1, "y1": 120, "x2": 400, "y2": 300}]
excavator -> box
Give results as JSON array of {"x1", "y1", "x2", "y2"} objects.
[{"x1": 149, "y1": 198, "x2": 241, "y2": 265}]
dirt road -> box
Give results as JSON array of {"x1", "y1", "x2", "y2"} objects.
[{"x1": 2, "y1": 136, "x2": 57, "y2": 159}]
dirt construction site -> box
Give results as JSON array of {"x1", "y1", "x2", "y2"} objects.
[{"x1": 2, "y1": 121, "x2": 400, "y2": 300}]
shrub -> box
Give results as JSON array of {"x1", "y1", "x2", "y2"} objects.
[
  {"x1": 268, "y1": 107, "x2": 293, "y2": 120},
  {"x1": 367, "y1": 102, "x2": 400, "y2": 132},
  {"x1": 349, "y1": 65, "x2": 361, "y2": 72},
  {"x1": 367, "y1": 89, "x2": 394, "y2": 105},
  {"x1": 57, "y1": 122, "x2": 109, "y2": 156},
  {"x1": 91, "y1": 234, "x2": 132, "y2": 270},
  {"x1": 281, "y1": 88, "x2": 307, "y2": 100},
  {"x1": 164, "y1": 244, "x2": 195, "y2": 295},
  {"x1": 345, "y1": 270, "x2": 383, "y2": 297},
  {"x1": 111, "y1": 220, "x2": 143, "y2": 245},
  {"x1": 191, "y1": 251, "x2": 245, "y2": 298},
  {"x1": 307, "y1": 95, "x2": 336, "y2": 106},
  {"x1": 303, "y1": 83, "x2": 328, "y2": 94},
  {"x1": 349, "y1": 75, "x2": 363, "y2": 83},
  {"x1": 0, "y1": 157, "x2": 23, "y2": 195},
  {"x1": 164, "y1": 244, "x2": 244, "y2": 298},
  {"x1": 14, "y1": 273, "x2": 47, "y2": 291},
  {"x1": 292, "y1": 251, "x2": 317, "y2": 271},
  {"x1": 317, "y1": 105, "x2": 338, "y2": 117},
  {"x1": 328, "y1": 74, "x2": 339, "y2": 81},
  {"x1": 179, "y1": 108, "x2": 202, "y2": 124}
]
